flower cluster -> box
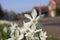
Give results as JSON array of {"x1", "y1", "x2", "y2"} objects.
[{"x1": 6, "y1": 9, "x2": 47, "y2": 40}]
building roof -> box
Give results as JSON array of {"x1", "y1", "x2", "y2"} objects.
[
  {"x1": 33, "y1": 6, "x2": 48, "y2": 10},
  {"x1": 53, "y1": 0, "x2": 59, "y2": 2}
]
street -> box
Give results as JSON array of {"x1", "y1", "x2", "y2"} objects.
[{"x1": 40, "y1": 17, "x2": 60, "y2": 38}]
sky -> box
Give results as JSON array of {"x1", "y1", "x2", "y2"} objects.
[{"x1": 0, "y1": 0, "x2": 49, "y2": 13}]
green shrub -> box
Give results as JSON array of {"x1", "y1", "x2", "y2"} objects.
[{"x1": 0, "y1": 23, "x2": 11, "y2": 40}]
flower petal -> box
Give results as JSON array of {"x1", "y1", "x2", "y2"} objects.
[
  {"x1": 40, "y1": 31, "x2": 47, "y2": 40},
  {"x1": 15, "y1": 29, "x2": 19, "y2": 37},
  {"x1": 18, "y1": 34, "x2": 24, "y2": 40},
  {"x1": 25, "y1": 31, "x2": 34, "y2": 38},
  {"x1": 24, "y1": 21, "x2": 32, "y2": 27},
  {"x1": 25, "y1": 32, "x2": 31, "y2": 37},
  {"x1": 3, "y1": 27, "x2": 7, "y2": 33},
  {"x1": 44, "y1": 32, "x2": 47, "y2": 36},
  {"x1": 31, "y1": 9, "x2": 37, "y2": 19},
  {"x1": 25, "y1": 27, "x2": 32, "y2": 32},
  {"x1": 10, "y1": 30, "x2": 15, "y2": 37},
  {"x1": 35, "y1": 29, "x2": 42, "y2": 33},
  {"x1": 25, "y1": 14, "x2": 32, "y2": 20},
  {"x1": 7, "y1": 38, "x2": 14, "y2": 40},
  {"x1": 31, "y1": 25, "x2": 36, "y2": 31},
  {"x1": 36, "y1": 16, "x2": 40, "y2": 20}
]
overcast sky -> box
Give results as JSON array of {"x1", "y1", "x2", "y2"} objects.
[{"x1": 0, "y1": 0, "x2": 49, "y2": 13}]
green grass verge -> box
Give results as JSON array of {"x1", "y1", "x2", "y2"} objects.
[{"x1": 47, "y1": 37, "x2": 60, "y2": 40}]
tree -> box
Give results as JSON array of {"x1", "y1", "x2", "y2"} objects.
[
  {"x1": 8, "y1": 11, "x2": 17, "y2": 21},
  {"x1": 0, "y1": 4, "x2": 4, "y2": 19}
]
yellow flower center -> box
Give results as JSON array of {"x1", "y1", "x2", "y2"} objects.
[{"x1": 32, "y1": 19, "x2": 37, "y2": 25}]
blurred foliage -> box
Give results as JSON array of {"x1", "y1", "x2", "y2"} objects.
[
  {"x1": 0, "y1": 23, "x2": 11, "y2": 40},
  {"x1": 0, "y1": 23, "x2": 11, "y2": 27},
  {"x1": 56, "y1": 7, "x2": 60, "y2": 16}
]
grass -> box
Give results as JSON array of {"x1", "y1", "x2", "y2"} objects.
[
  {"x1": 47, "y1": 37, "x2": 60, "y2": 40},
  {"x1": 0, "y1": 23, "x2": 11, "y2": 40}
]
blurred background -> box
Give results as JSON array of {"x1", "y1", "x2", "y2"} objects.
[{"x1": 0, "y1": 0, "x2": 60, "y2": 39}]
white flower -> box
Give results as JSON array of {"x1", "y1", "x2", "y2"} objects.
[
  {"x1": 25, "y1": 9, "x2": 40, "y2": 30},
  {"x1": 19, "y1": 27, "x2": 27, "y2": 34},
  {"x1": 7, "y1": 34, "x2": 24, "y2": 40},
  {"x1": 10, "y1": 23, "x2": 18, "y2": 30},
  {"x1": 7, "y1": 38, "x2": 14, "y2": 40},
  {"x1": 40, "y1": 31, "x2": 47, "y2": 40},
  {"x1": 19, "y1": 22, "x2": 30, "y2": 34},
  {"x1": 25, "y1": 28, "x2": 42, "y2": 39},
  {"x1": 7, "y1": 29, "x2": 24, "y2": 40},
  {"x1": 3, "y1": 27, "x2": 7, "y2": 33},
  {"x1": 23, "y1": 21, "x2": 31, "y2": 28},
  {"x1": 18, "y1": 34, "x2": 24, "y2": 40},
  {"x1": 10, "y1": 23, "x2": 18, "y2": 37}
]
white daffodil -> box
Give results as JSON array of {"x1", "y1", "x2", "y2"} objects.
[
  {"x1": 10, "y1": 23, "x2": 18, "y2": 30},
  {"x1": 25, "y1": 28, "x2": 42, "y2": 39},
  {"x1": 7, "y1": 29, "x2": 24, "y2": 40},
  {"x1": 7, "y1": 34, "x2": 24, "y2": 40},
  {"x1": 7, "y1": 38, "x2": 14, "y2": 40},
  {"x1": 10, "y1": 23, "x2": 18, "y2": 37},
  {"x1": 25, "y1": 9, "x2": 40, "y2": 30},
  {"x1": 23, "y1": 21, "x2": 31, "y2": 28},
  {"x1": 40, "y1": 31, "x2": 47, "y2": 40},
  {"x1": 19, "y1": 21, "x2": 32, "y2": 34},
  {"x1": 3, "y1": 27, "x2": 7, "y2": 33},
  {"x1": 19, "y1": 27, "x2": 27, "y2": 34}
]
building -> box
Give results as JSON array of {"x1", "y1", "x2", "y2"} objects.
[
  {"x1": 34, "y1": 6, "x2": 48, "y2": 17},
  {"x1": 34, "y1": 0, "x2": 60, "y2": 17},
  {"x1": 48, "y1": 0, "x2": 56, "y2": 17}
]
